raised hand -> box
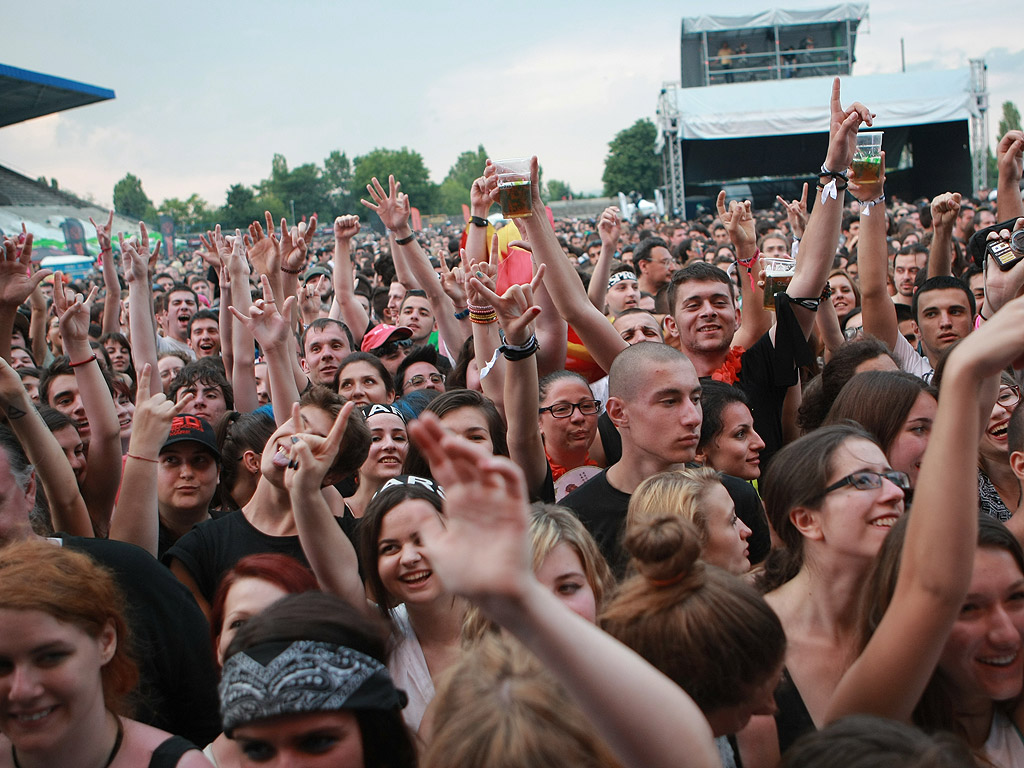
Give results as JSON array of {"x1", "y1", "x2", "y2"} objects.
[
  {"x1": 229, "y1": 274, "x2": 297, "y2": 352},
  {"x1": 997, "y1": 130, "x2": 1024, "y2": 183},
  {"x1": 409, "y1": 412, "x2": 532, "y2": 604},
  {"x1": 278, "y1": 213, "x2": 317, "y2": 275},
  {"x1": 118, "y1": 234, "x2": 151, "y2": 286},
  {"x1": 130, "y1": 364, "x2": 195, "y2": 452},
  {"x1": 598, "y1": 207, "x2": 621, "y2": 246},
  {"x1": 277, "y1": 400, "x2": 354, "y2": 495},
  {"x1": 472, "y1": 263, "x2": 546, "y2": 347},
  {"x1": 89, "y1": 210, "x2": 114, "y2": 253},
  {"x1": 224, "y1": 228, "x2": 250, "y2": 279},
  {"x1": 465, "y1": 234, "x2": 501, "y2": 307},
  {"x1": 333, "y1": 214, "x2": 360, "y2": 242},
  {"x1": 197, "y1": 224, "x2": 229, "y2": 272},
  {"x1": 777, "y1": 183, "x2": 809, "y2": 239},
  {"x1": 716, "y1": 191, "x2": 755, "y2": 250},
  {"x1": 469, "y1": 176, "x2": 492, "y2": 215},
  {"x1": 824, "y1": 77, "x2": 874, "y2": 174},
  {"x1": 247, "y1": 212, "x2": 279, "y2": 278},
  {"x1": 848, "y1": 151, "x2": 887, "y2": 204},
  {"x1": 0, "y1": 230, "x2": 50, "y2": 308},
  {"x1": 53, "y1": 274, "x2": 98, "y2": 345},
  {"x1": 438, "y1": 251, "x2": 467, "y2": 308},
  {"x1": 983, "y1": 218, "x2": 1024, "y2": 317},
  {"x1": 360, "y1": 175, "x2": 411, "y2": 232},
  {"x1": 930, "y1": 191, "x2": 962, "y2": 232}
]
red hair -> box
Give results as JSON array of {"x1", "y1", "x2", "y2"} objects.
[{"x1": 209, "y1": 554, "x2": 320, "y2": 652}]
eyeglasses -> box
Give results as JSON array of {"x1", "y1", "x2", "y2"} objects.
[
  {"x1": 817, "y1": 470, "x2": 911, "y2": 499},
  {"x1": 998, "y1": 385, "x2": 1021, "y2": 409},
  {"x1": 843, "y1": 326, "x2": 864, "y2": 340},
  {"x1": 538, "y1": 400, "x2": 602, "y2": 419},
  {"x1": 406, "y1": 373, "x2": 445, "y2": 388}
]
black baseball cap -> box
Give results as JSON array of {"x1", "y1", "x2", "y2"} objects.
[{"x1": 161, "y1": 414, "x2": 220, "y2": 460}]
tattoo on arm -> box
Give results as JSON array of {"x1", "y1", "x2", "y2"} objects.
[{"x1": 6, "y1": 405, "x2": 26, "y2": 420}]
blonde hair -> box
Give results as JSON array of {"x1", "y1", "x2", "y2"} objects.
[
  {"x1": 627, "y1": 467, "x2": 724, "y2": 544},
  {"x1": 423, "y1": 634, "x2": 621, "y2": 768},
  {"x1": 463, "y1": 503, "x2": 614, "y2": 643}
]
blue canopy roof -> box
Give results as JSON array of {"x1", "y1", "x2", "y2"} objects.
[{"x1": 0, "y1": 63, "x2": 114, "y2": 128}]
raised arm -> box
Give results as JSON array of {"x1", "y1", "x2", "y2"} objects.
[
  {"x1": 120, "y1": 228, "x2": 162, "y2": 398},
  {"x1": 996, "y1": 130, "x2": 1024, "y2": 222},
  {"x1": 0, "y1": 231, "x2": 50, "y2": 365},
  {"x1": 109, "y1": 365, "x2": 193, "y2": 555},
  {"x1": 825, "y1": 293, "x2": 1024, "y2": 724},
  {"x1": 464, "y1": 175, "x2": 494, "y2": 269},
  {"x1": 474, "y1": 264, "x2": 549, "y2": 497},
  {"x1": 329, "y1": 215, "x2": 371, "y2": 346},
  {"x1": 282, "y1": 402, "x2": 372, "y2": 614},
  {"x1": 786, "y1": 77, "x2": 873, "y2": 338},
  {"x1": 979, "y1": 218, "x2": 1024, "y2": 322},
  {"x1": 0, "y1": 356, "x2": 91, "y2": 536},
  {"x1": 718, "y1": 191, "x2": 772, "y2": 348},
  {"x1": 586, "y1": 207, "x2": 622, "y2": 312},
  {"x1": 230, "y1": 276, "x2": 301, "y2": 425},
  {"x1": 927, "y1": 192, "x2": 961, "y2": 279},
  {"x1": 498, "y1": 159, "x2": 628, "y2": 373},
  {"x1": 411, "y1": 414, "x2": 720, "y2": 768},
  {"x1": 226, "y1": 229, "x2": 258, "y2": 412},
  {"x1": 54, "y1": 279, "x2": 122, "y2": 535},
  {"x1": 852, "y1": 160, "x2": 898, "y2": 349},
  {"x1": 92, "y1": 211, "x2": 122, "y2": 336}
]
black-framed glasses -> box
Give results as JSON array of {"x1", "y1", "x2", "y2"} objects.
[
  {"x1": 538, "y1": 400, "x2": 602, "y2": 419},
  {"x1": 998, "y1": 385, "x2": 1021, "y2": 409},
  {"x1": 817, "y1": 470, "x2": 910, "y2": 499},
  {"x1": 406, "y1": 373, "x2": 445, "y2": 388}
]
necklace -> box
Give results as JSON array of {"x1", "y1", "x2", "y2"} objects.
[{"x1": 12, "y1": 715, "x2": 123, "y2": 768}]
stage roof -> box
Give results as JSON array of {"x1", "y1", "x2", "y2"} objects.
[
  {"x1": 0, "y1": 63, "x2": 115, "y2": 128},
  {"x1": 681, "y1": 4, "x2": 868, "y2": 34},
  {"x1": 657, "y1": 69, "x2": 976, "y2": 147}
]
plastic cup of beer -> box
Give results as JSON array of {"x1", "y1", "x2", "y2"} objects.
[
  {"x1": 494, "y1": 158, "x2": 533, "y2": 219},
  {"x1": 763, "y1": 257, "x2": 796, "y2": 310},
  {"x1": 851, "y1": 132, "x2": 883, "y2": 183}
]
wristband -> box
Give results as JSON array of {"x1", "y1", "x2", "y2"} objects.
[
  {"x1": 395, "y1": 233, "x2": 415, "y2": 246},
  {"x1": 469, "y1": 311, "x2": 497, "y2": 324},
  {"x1": 127, "y1": 453, "x2": 159, "y2": 463},
  {"x1": 859, "y1": 193, "x2": 885, "y2": 216},
  {"x1": 470, "y1": 216, "x2": 488, "y2": 228},
  {"x1": 498, "y1": 330, "x2": 540, "y2": 361},
  {"x1": 453, "y1": 307, "x2": 470, "y2": 320},
  {"x1": 280, "y1": 267, "x2": 301, "y2": 274},
  {"x1": 69, "y1": 354, "x2": 97, "y2": 368},
  {"x1": 818, "y1": 164, "x2": 849, "y2": 204}
]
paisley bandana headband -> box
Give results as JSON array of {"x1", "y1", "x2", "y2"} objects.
[{"x1": 219, "y1": 639, "x2": 407, "y2": 733}]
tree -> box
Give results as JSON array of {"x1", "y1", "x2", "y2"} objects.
[
  {"x1": 113, "y1": 173, "x2": 154, "y2": 222},
  {"x1": 158, "y1": 194, "x2": 215, "y2": 233},
  {"x1": 998, "y1": 101, "x2": 1022, "y2": 138},
  {"x1": 217, "y1": 183, "x2": 286, "y2": 230},
  {"x1": 259, "y1": 154, "x2": 328, "y2": 220},
  {"x1": 435, "y1": 145, "x2": 489, "y2": 213},
  {"x1": 352, "y1": 147, "x2": 437, "y2": 217},
  {"x1": 602, "y1": 119, "x2": 660, "y2": 199},
  {"x1": 546, "y1": 179, "x2": 573, "y2": 200},
  {"x1": 324, "y1": 150, "x2": 355, "y2": 216}
]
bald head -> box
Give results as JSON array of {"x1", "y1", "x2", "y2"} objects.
[{"x1": 609, "y1": 343, "x2": 695, "y2": 403}]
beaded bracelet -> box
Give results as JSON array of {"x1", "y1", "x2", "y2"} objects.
[
  {"x1": 453, "y1": 307, "x2": 470, "y2": 320},
  {"x1": 469, "y1": 312, "x2": 497, "y2": 325},
  {"x1": 280, "y1": 267, "x2": 302, "y2": 274}
]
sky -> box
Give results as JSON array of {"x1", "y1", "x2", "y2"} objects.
[{"x1": 3, "y1": 0, "x2": 1022, "y2": 211}]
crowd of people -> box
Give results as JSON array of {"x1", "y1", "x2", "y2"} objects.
[{"x1": 1, "y1": 78, "x2": 1024, "y2": 767}]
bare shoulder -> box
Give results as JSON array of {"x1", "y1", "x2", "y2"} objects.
[{"x1": 117, "y1": 719, "x2": 212, "y2": 767}]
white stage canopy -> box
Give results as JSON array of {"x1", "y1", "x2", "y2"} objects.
[{"x1": 681, "y1": 4, "x2": 867, "y2": 33}]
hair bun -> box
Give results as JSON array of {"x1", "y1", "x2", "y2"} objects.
[{"x1": 624, "y1": 516, "x2": 703, "y2": 587}]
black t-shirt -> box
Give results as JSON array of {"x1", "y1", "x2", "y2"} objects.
[
  {"x1": 59, "y1": 535, "x2": 220, "y2": 746},
  {"x1": 736, "y1": 331, "x2": 790, "y2": 475},
  {"x1": 163, "y1": 508, "x2": 359, "y2": 604},
  {"x1": 561, "y1": 470, "x2": 632, "y2": 577}
]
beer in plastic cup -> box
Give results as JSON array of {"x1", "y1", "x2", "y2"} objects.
[
  {"x1": 763, "y1": 257, "x2": 797, "y2": 310},
  {"x1": 850, "y1": 132, "x2": 883, "y2": 183},
  {"x1": 494, "y1": 158, "x2": 532, "y2": 219}
]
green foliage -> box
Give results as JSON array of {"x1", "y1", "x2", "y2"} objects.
[
  {"x1": 217, "y1": 184, "x2": 287, "y2": 231},
  {"x1": 998, "y1": 101, "x2": 1022, "y2": 138},
  {"x1": 546, "y1": 179, "x2": 573, "y2": 200},
  {"x1": 352, "y1": 147, "x2": 437, "y2": 218},
  {"x1": 602, "y1": 118, "x2": 661, "y2": 198},
  {"x1": 259, "y1": 154, "x2": 328, "y2": 221},
  {"x1": 113, "y1": 173, "x2": 154, "y2": 222},
  {"x1": 435, "y1": 145, "x2": 489, "y2": 213},
  {"x1": 158, "y1": 194, "x2": 215, "y2": 233},
  {"x1": 324, "y1": 150, "x2": 355, "y2": 215}
]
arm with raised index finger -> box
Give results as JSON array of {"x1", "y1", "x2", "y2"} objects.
[
  {"x1": 720, "y1": 191, "x2": 772, "y2": 348},
  {"x1": 329, "y1": 215, "x2": 370, "y2": 347},
  {"x1": 854, "y1": 163, "x2": 899, "y2": 350},
  {"x1": 785, "y1": 78, "x2": 872, "y2": 339},
  {"x1": 0, "y1": 231, "x2": 50, "y2": 364},
  {"x1": 109, "y1": 365, "x2": 194, "y2": 556},
  {"x1": 411, "y1": 416, "x2": 720, "y2": 768},
  {"x1": 0, "y1": 355, "x2": 92, "y2": 536},
  {"x1": 54, "y1": 280, "x2": 122, "y2": 535}
]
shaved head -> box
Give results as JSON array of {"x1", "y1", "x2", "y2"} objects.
[{"x1": 609, "y1": 343, "x2": 694, "y2": 403}]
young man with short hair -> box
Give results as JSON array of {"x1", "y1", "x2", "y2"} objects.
[
  {"x1": 188, "y1": 309, "x2": 221, "y2": 359},
  {"x1": 300, "y1": 318, "x2": 354, "y2": 387}
]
